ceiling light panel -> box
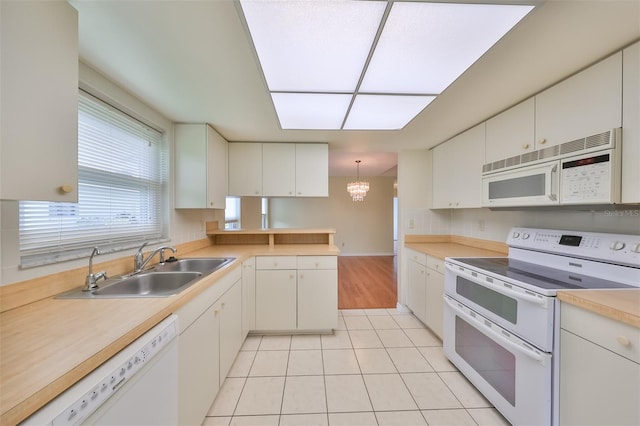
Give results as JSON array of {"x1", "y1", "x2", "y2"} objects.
[
  {"x1": 344, "y1": 94, "x2": 436, "y2": 130},
  {"x1": 360, "y1": 2, "x2": 534, "y2": 94},
  {"x1": 240, "y1": 0, "x2": 386, "y2": 92},
  {"x1": 271, "y1": 93, "x2": 352, "y2": 129}
]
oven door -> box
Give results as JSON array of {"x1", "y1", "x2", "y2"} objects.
[
  {"x1": 444, "y1": 296, "x2": 552, "y2": 426},
  {"x1": 445, "y1": 262, "x2": 554, "y2": 351}
]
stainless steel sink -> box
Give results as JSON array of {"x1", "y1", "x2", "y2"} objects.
[
  {"x1": 154, "y1": 257, "x2": 234, "y2": 274},
  {"x1": 57, "y1": 271, "x2": 203, "y2": 298}
]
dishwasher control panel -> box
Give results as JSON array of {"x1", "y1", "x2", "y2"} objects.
[{"x1": 23, "y1": 315, "x2": 178, "y2": 426}]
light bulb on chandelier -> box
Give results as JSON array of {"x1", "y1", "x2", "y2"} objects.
[{"x1": 347, "y1": 160, "x2": 369, "y2": 202}]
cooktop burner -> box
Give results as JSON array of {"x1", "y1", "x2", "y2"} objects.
[{"x1": 451, "y1": 257, "x2": 636, "y2": 292}]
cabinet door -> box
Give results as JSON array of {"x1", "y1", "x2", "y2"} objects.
[
  {"x1": 1, "y1": 1, "x2": 78, "y2": 202},
  {"x1": 535, "y1": 52, "x2": 622, "y2": 148},
  {"x1": 451, "y1": 124, "x2": 485, "y2": 208},
  {"x1": 241, "y1": 258, "x2": 256, "y2": 337},
  {"x1": 622, "y1": 41, "x2": 640, "y2": 203},
  {"x1": 255, "y1": 270, "x2": 297, "y2": 330},
  {"x1": 485, "y1": 98, "x2": 535, "y2": 163},
  {"x1": 206, "y1": 125, "x2": 227, "y2": 209},
  {"x1": 219, "y1": 279, "x2": 243, "y2": 384},
  {"x1": 178, "y1": 303, "x2": 220, "y2": 426},
  {"x1": 295, "y1": 144, "x2": 329, "y2": 197},
  {"x1": 431, "y1": 142, "x2": 454, "y2": 209},
  {"x1": 560, "y1": 330, "x2": 640, "y2": 425},
  {"x1": 298, "y1": 269, "x2": 337, "y2": 329},
  {"x1": 425, "y1": 269, "x2": 444, "y2": 339},
  {"x1": 263, "y1": 143, "x2": 296, "y2": 196},
  {"x1": 406, "y1": 260, "x2": 427, "y2": 324},
  {"x1": 228, "y1": 143, "x2": 262, "y2": 196}
]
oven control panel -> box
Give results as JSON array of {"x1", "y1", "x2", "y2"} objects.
[{"x1": 508, "y1": 227, "x2": 640, "y2": 267}]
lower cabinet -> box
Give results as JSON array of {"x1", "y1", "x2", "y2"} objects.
[
  {"x1": 176, "y1": 266, "x2": 242, "y2": 426},
  {"x1": 559, "y1": 303, "x2": 640, "y2": 425},
  {"x1": 241, "y1": 257, "x2": 256, "y2": 338},
  {"x1": 404, "y1": 248, "x2": 444, "y2": 339},
  {"x1": 255, "y1": 255, "x2": 337, "y2": 331}
]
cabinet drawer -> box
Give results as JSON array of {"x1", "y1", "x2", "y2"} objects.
[
  {"x1": 405, "y1": 249, "x2": 427, "y2": 266},
  {"x1": 255, "y1": 256, "x2": 297, "y2": 270},
  {"x1": 561, "y1": 303, "x2": 639, "y2": 364},
  {"x1": 426, "y1": 256, "x2": 444, "y2": 273},
  {"x1": 297, "y1": 256, "x2": 337, "y2": 270}
]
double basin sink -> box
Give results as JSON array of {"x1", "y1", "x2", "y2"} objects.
[{"x1": 58, "y1": 257, "x2": 235, "y2": 299}]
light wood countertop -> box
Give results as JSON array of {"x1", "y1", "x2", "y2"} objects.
[
  {"x1": 0, "y1": 243, "x2": 338, "y2": 426},
  {"x1": 558, "y1": 289, "x2": 640, "y2": 329},
  {"x1": 404, "y1": 234, "x2": 508, "y2": 260}
]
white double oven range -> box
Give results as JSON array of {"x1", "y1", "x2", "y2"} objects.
[{"x1": 443, "y1": 227, "x2": 640, "y2": 425}]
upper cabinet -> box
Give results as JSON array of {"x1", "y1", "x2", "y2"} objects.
[
  {"x1": 432, "y1": 123, "x2": 485, "y2": 209},
  {"x1": 228, "y1": 143, "x2": 262, "y2": 196},
  {"x1": 535, "y1": 52, "x2": 622, "y2": 148},
  {"x1": 622, "y1": 41, "x2": 640, "y2": 204},
  {"x1": 485, "y1": 98, "x2": 535, "y2": 164},
  {"x1": 228, "y1": 143, "x2": 328, "y2": 197},
  {"x1": 263, "y1": 143, "x2": 296, "y2": 197},
  {"x1": 175, "y1": 124, "x2": 227, "y2": 209},
  {"x1": 1, "y1": 1, "x2": 79, "y2": 202}
]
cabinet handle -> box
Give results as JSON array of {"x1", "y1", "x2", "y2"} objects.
[
  {"x1": 616, "y1": 335, "x2": 630, "y2": 346},
  {"x1": 214, "y1": 309, "x2": 220, "y2": 315},
  {"x1": 290, "y1": 274, "x2": 295, "y2": 279},
  {"x1": 315, "y1": 262, "x2": 320, "y2": 267},
  {"x1": 522, "y1": 144, "x2": 530, "y2": 149},
  {"x1": 210, "y1": 202, "x2": 214, "y2": 207},
  {"x1": 455, "y1": 202, "x2": 459, "y2": 207},
  {"x1": 538, "y1": 138, "x2": 547, "y2": 145},
  {"x1": 221, "y1": 302, "x2": 226, "y2": 309},
  {"x1": 255, "y1": 190, "x2": 260, "y2": 195},
  {"x1": 59, "y1": 184, "x2": 73, "y2": 194}
]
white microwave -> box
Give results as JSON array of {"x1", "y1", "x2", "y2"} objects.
[{"x1": 482, "y1": 128, "x2": 621, "y2": 207}]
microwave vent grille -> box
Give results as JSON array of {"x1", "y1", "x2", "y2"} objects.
[{"x1": 482, "y1": 128, "x2": 617, "y2": 174}]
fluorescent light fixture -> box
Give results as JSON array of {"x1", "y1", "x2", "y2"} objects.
[
  {"x1": 239, "y1": 1, "x2": 535, "y2": 130},
  {"x1": 344, "y1": 95, "x2": 436, "y2": 130},
  {"x1": 360, "y1": 2, "x2": 535, "y2": 94},
  {"x1": 240, "y1": 0, "x2": 386, "y2": 92},
  {"x1": 271, "y1": 93, "x2": 352, "y2": 129}
]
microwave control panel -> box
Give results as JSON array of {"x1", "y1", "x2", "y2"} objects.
[{"x1": 560, "y1": 153, "x2": 613, "y2": 203}]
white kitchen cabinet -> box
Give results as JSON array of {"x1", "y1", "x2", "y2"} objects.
[
  {"x1": 175, "y1": 124, "x2": 227, "y2": 209},
  {"x1": 560, "y1": 303, "x2": 640, "y2": 425},
  {"x1": 178, "y1": 302, "x2": 220, "y2": 426},
  {"x1": 176, "y1": 266, "x2": 242, "y2": 426},
  {"x1": 425, "y1": 257, "x2": 444, "y2": 340},
  {"x1": 405, "y1": 249, "x2": 427, "y2": 324},
  {"x1": 262, "y1": 143, "x2": 296, "y2": 197},
  {"x1": 228, "y1": 143, "x2": 262, "y2": 196},
  {"x1": 241, "y1": 257, "x2": 256, "y2": 337},
  {"x1": 622, "y1": 41, "x2": 640, "y2": 203},
  {"x1": 219, "y1": 279, "x2": 243, "y2": 385},
  {"x1": 297, "y1": 256, "x2": 338, "y2": 330},
  {"x1": 432, "y1": 123, "x2": 485, "y2": 209},
  {"x1": 255, "y1": 255, "x2": 338, "y2": 331},
  {"x1": 485, "y1": 98, "x2": 535, "y2": 163},
  {"x1": 295, "y1": 144, "x2": 329, "y2": 197},
  {"x1": 1, "y1": 1, "x2": 79, "y2": 202},
  {"x1": 255, "y1": 256, "x2": 298, "y2": 330},
  {"x1": 535, "y1": 52, "x2": 622, "y2": 149}
]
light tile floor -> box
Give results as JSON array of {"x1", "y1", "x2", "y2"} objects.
[{"x1": 203, "y1": 309, "x2": 511, "y2": 426}]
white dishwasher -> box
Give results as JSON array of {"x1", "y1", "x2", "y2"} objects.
[{"x1": 23, "y1": 315, "x2": 179, "y2": 426}]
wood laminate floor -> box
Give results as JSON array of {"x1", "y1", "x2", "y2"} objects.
[{"x1": 338, "y1": 256, "x2": 397, "y2": 309}]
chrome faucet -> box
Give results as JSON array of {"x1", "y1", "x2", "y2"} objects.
[
  {"x1": 84, "y1": 247, "x2": 108, "y2": 291},
  {"x1": 133, "y1": 243, "x2": 177, "y2": 273}
]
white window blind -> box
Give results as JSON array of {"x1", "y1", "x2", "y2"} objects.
[{"x1": 19, "y1": 91, "x2": 166, "y2": 267}]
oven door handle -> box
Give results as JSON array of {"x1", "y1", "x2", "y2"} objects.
[
  {"x1": 446, "y1": 265, "x2": 546, "y2": 307},
  {"x1": 444, "y1": 297, "x2": 545, "y2": 363}
]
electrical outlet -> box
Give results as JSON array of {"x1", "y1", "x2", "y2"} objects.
[
  {"x1": 478, "y1": 219, "x2": 485, "y2": 231},
  {"x1": 408, "y1": 218, "x2": 415, "y2": 229}
]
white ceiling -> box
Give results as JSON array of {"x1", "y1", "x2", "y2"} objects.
[{"x1": 70, "y1": 0, "x2": 640, "y2": 177}]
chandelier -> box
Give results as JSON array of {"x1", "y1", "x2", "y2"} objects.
[{"x1": 347, "y1": 160, "x2": 369, "y2": 202}]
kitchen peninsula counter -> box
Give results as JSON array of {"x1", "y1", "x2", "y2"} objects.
[{"x1": 0, "y1": 238, "x2": 338, "y2": 426}]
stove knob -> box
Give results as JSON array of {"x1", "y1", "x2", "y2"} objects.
[
  {"x1": 631, "y1": 243, "x2": 640, "y2": 253},
  {"x1": 522, "y1": 233, "x2": 530, "y2": 240},
  {"x1": 609, "y1": 241, "x2": 625, "y2": 251},
  {"x1": 512, "y1": 231, "x2": 520, "y2": 239}
]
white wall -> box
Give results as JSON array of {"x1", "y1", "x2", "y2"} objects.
[
  {"x1": 269, "y1": 176, "x2": 395, "y2": 255},
  {"x1": 0, "y1": 63, "x2": 224, "y2": 286}
]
